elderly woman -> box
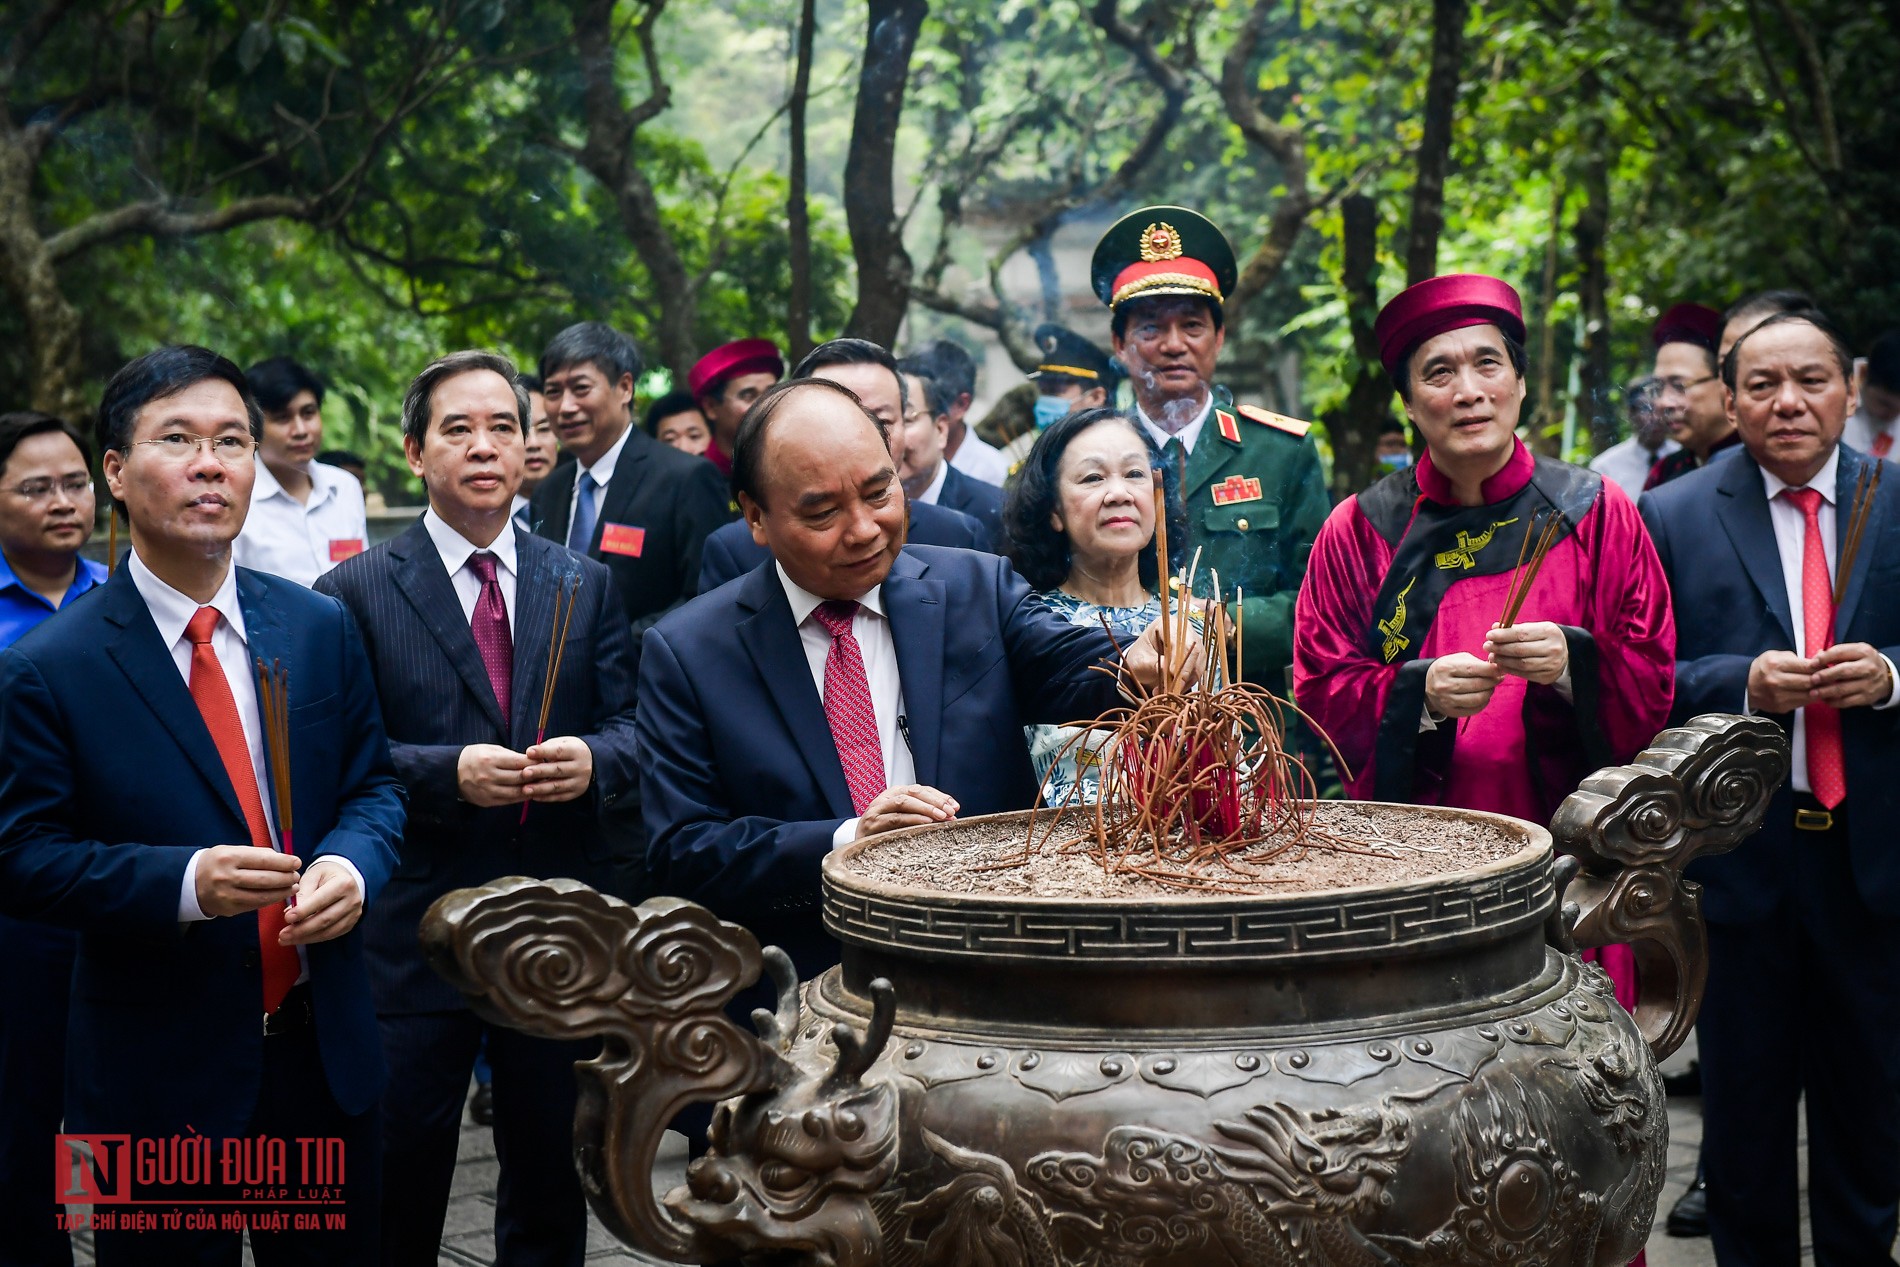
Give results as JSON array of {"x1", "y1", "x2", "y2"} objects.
[{"x1": 1004, "y1": 408, "x2": 1164, "y2": 803}]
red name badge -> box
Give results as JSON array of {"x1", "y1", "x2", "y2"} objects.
[
  {"x1": 599, "y1": 522, "x2": 646, "y2": 558},
  {"x1": 329, "y1": 538, "x2": 365, "y2": 562}
]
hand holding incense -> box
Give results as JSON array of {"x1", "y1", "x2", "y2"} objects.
[{"x1": 521, "y1": 576, "x2": 581, "y2": 823}]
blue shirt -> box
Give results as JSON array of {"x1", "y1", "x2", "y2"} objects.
[{"x1": 0, "y1": 551, "x2": 109, "y2": 650}]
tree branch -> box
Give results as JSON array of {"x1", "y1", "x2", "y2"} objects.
[
  {"x1": 44, "y1": 193, "x2": 313, "y2": 262},
  {"x1": 1220, "y1": 0, "x2": 1318, "y2": 310}
]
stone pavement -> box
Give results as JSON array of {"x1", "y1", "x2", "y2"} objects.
[{"x1": 66, "y1": 1033, "x2": 1784, "y2": 1266}]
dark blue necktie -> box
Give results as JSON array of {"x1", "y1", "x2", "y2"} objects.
[{"x1": 567, "y1": 472, "x2": 599, "y2": 553}]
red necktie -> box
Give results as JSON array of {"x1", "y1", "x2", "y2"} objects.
[
  {"x1": 1874, "y1": 432, "x2": 1893, "y2": 460},
  {"x1": 812, "y1": 600, "x2": 887, "y2": 815},
  {"x1": 468, "y1": 553, "x2": 512, "y2": 721},
  {"x1": 184, "y1": 607, "x2": 300, "y2": 1014},
  {"x1": 1782, "y1": 488, "x2": 1847, "y2": 808}
]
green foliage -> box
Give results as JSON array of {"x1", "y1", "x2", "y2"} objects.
[{"x1": 7, "y1": 0, "x2": 1895, "y2": 483}]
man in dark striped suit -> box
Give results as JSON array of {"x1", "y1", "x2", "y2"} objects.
[{"x1": 317, "y1": 350, "x2": 641, "y2": 1267}]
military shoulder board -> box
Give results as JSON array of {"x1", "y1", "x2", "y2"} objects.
[{"x1": 1237, "y1": 404, "x2": 1313, "y2": 437}]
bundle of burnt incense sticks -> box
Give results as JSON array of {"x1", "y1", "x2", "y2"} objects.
[
  {"x1": 521, "y1": 576, "x2": 580, "y2": 824},
  {"x1": 254, "y1": 658, "x2": 293, "y2": 853},
  {"x1": 1497, "y1": 509, "x2": 1565, "y2": 628},
  {"x1": 1834, "y1": 461, "x2": 1884, "y2": 607}
]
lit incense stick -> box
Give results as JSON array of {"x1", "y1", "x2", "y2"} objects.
[
  {"x1": 1834, "y1": 461, "x2": 1883, "y2": 608},
  {"x1": 521, "y1": 577, "x2": 581, "y2": 823},
  {"x1": 254, "y1": 658, "x2": 293, "y2": 853}
]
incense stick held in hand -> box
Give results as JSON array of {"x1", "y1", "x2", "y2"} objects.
[
  {"x1": 520, "y1": 577, "x2": 581, "y2": 824},
  {"x1": 254, "y1": 658, "x2": 293, "y2": 854},
  {"x1": 1151, "y1": 473, "x2": 1170, "y2": 676},
  {"x1": 1497, "y1": 510, "x2": 1564, "y2": 629},
  {"x1": 1834, "y1": 461, "x2": 1883, "y2": 608}
]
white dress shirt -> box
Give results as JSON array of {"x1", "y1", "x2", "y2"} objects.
[
  {"x1": 1136, "y1": 395, "x2": 1214, "y2": 457},
  {"x1": 232, "y1": 460, "x2": 368, "y2": 587},
  {"x1": 947, "y1": 430, "x2": 1009, "y2": 488},
  {"x1": 129, "y1": 553, "x2": 361, "y2": 974},
  {"x1": 1590, "y1": 435, "x2": 1680, "y2": 500},
  {"x1": 913, "y1": 459, "x2": 950, "y2": 506},
  {"x1": 568, "y1": 426, "x2": 631, "y2": 540},
  {"x1": 776, "y1": 564, "x2": 916, "y2": 848},
  {"x1": 423, "y1": 507, "x2": 518, "y2": 631},
  {"x1": 1753, "y1": 448, "x2": 1900, "y2": 791}
]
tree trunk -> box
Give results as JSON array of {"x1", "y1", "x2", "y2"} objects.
[
  {"x1": 1334, "y1": 193, "x2": 1395, "y2": 498},
  {"x1": 0, "y1": 123, "x2": 93, "y2": 423},
  {"x1": 841, "y1": 0, "x2": 929, "y2": 346},
  {"x1": 1405, "y1": 0, "x2": 1469, "y2": 284},
  {"x1": 1572, "y1": 133, "x2": 1615, "y2": 453},
  {"x1": 785, "y1": 0, "x2": 817, "y2": 363},
  {"x1": 572, "y1": 0, "x2": 699, "y2": 380}
]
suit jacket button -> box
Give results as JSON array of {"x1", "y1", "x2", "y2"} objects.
[
  {"x1": 1236, "y1": 517, "x2": 1250, "y2": 531},
  {"x1": 242, "y1": 948, "x2": 260, "y2": 969}
]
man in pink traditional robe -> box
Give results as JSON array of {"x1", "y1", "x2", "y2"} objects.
[{"x1": 1294, "y1": 280, "x2": 1676, "y2": 1213}]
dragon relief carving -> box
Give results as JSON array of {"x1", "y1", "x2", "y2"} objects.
[
  {"x1": 1010, "y1": 1101, "x2": 1413, "y2": 1267},
  {"x1": 670, "y1": 977, "x2": 903, "y2": 1267}
]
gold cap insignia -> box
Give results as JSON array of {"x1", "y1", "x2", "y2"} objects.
[{"x1": 1139, "y1": 222, "x2": 1182, "y2": 263}]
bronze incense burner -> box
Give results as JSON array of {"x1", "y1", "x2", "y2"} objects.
[{"x1": 422, "y1": 713, "x2": 1786, "y2": 1267}]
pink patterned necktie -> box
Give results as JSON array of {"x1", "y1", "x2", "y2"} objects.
[
  {"x1": 468, "y1": 552, "x2": 513, "y2": 721},
  {"x1": 812, "y1": 599, "x2": 887, "y2": 815},
  {"x1": 1782, "y1": 487, "x2": 1846, "y2": 808}
]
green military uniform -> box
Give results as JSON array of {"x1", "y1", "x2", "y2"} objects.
[
  {"x1": 1151, "y1": 396, "x2": 1331, "y2": 690},
  {"x1": 1093, "y1": 206, "x2": 1330, "y2": 689}
]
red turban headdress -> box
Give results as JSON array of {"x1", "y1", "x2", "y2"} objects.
[
  {"x1": 687, "y1": 339, "x2": 784, "y2": 398},
  {"x1": 1373, "y1": 274, "x2": 1527, "y2": 379}
]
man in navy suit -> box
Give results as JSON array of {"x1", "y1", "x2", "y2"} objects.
[
  {"x1": 1641, "y1": 309, "x2": 1900, "y2": 1267},
  {"x1": 0, "y1": 346, "x2": 403, "y2": 1265},
  {"x1": 640, "y1": 378, "x2": 1186, "y2": 979},
  {"x1": 897, "y1": 354, "x2": 1006, "y2": 548},
  {"x1": 318, "y1": 351, "x2": 639, "y2": 1267},
  {"x1": 696, "y1": 339, "x2": 990, "y2": 593},
  {"x1": 528, "y1": 322, "x2": 731, "y2": 653}
]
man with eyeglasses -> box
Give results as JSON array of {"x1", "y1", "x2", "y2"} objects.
[
  {"x1": 0, "y1": 410, "x2": 108, "y2": 1267},
  {"x1": 1590, "y1": 376, "x2": 1679, "y2": 499},
  {"x1": 0, "y1": 345, "x2": 402, "y2": 1264},
  {"x1": 1644, "y1": 303, "x2": 1740, "y2": 490}
]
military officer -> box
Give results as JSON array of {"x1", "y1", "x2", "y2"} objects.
[
  {"x1": 1002, "y1": 323, "x2": 1123, "y2": 474},
  {"x1": 1091, "y1": 205, "x2": 1331, "y2": 688}
]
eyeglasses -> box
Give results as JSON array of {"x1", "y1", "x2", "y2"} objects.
[
  {"x1": 4, "y1": 474, "x2": 93, "y2": 501},
  {"x1": 123, "y1": 433, "x2": 258, "y2": 464},
  {"x1": 1655, "y1": 374, "x2": 1718, "y2": 398}
]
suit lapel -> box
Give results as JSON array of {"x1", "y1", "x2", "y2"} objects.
[
  {"x1": 1834, "y1": 445, "x2": 1881, "y2": 637},
  {"x1": 734, "y1": 566, "x2": 854, "y2": 818},
  {"x1": 938, "y1": 467, "x2": 969, "y2": 517},
  {"x1": 595, "y1": 429, "x2": 656, "y2": 551},
  {"x1": 1715, "y1": 454, "x2": 1797, "y2": 648},
  {"x1": 390, "y1": 522, "x2": 507, "y2": 733},
  {"x1": 883, "y1": 556, "x2": 944, "y2": 787},
  {"x1": 98, "y1": 570, "x2": 248, "y2": 828}
]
